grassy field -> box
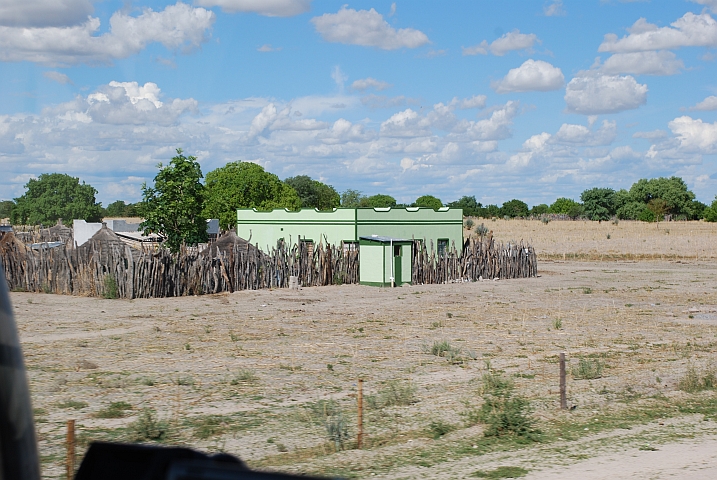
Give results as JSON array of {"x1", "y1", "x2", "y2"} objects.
[{"x1": 12, "y1": 220, "x2": 717, "y2": 479}]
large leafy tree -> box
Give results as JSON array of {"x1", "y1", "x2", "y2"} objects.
[
  {"x1": 285, "y1": 175, "x2": 340, "y2": 210},
  {"x1": 204, "y1": 162, "x2": 300, "y2": 229},
  {"x1": 581, "y1": 188, "x2": 616, "y2": 221},
  {"x1": 501, "y1": 199, "x2": 529, "y2": 218},
  {"x1": 447, "y1": 196, "x2": 482, "y2": 216},
  {"x1": 0, "y1": 200, "x2": 14, "y2": 220},
  {"x1": 549, "y1": 197, "x2": 582, "y2": 215},
  {"x1": 365, "y1": 194, "x2": 397, "y2": 208},
  {"x1": 629, "y1": 177, "x2": 696, "y2": 218},
  {"x1": 702, "y1": 196, "x2": 717, "y2": 222},
  {"x1": 139, "y1": 149, "x2": 207, "y2": 253},
  {"x1": 340, "y1": 189, "x2": 364, "y2": 207},
  {"x1": 530, "y1": 204, "x2": 549, "y2": 215},
  {"x1": 12, "y1": 173, "x2": 102, "y2": 226},
  {"x1": 104, "y1": 200, "x2": 139, "y2": 218},
  {"x1": 414, "y1": 195, "x2": 442, "y2": 210}
]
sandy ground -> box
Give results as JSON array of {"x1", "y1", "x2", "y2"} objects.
[{"x1": 11, "y1": 250, "x2": 717, "y2": 479}]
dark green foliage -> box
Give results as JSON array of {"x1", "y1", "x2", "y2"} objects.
[
  {"x1": 204, "y1": 161, "x2": 300, "y2": 229},
  {"x1": 476, "y1": 374, "x2": 539, "y2": 440},
  {"x1": 12, "y1": 173, "x2": 102, "y2": 226},
  {"x1": 617, "y1": 201, "x2": 649, "y2": 220},
  {"x1": 414, "y1": 195, "x2": 442, "y2": 210},
  {"x1": 629, "y1": 176, "x2": 696, "y2": 218},
  {"x1": 472, "y1": 466, "x2": 529, "y2": 478},
  {"x1": 139, "y1": 149, "x2": 208, "y2": 253},
  {"x1": 704, "y1": 196, "x2": 717, "y2": 222},
  {"x1": 448, "y1": 196, "x2": 483, "y2": 216},
  {"x1": 638, "y1": 207, "x2": 656, "y2": 223},
  {"x1": 340, "y1": 189, "x2": 363, "y2": 207},
  {"x1": 530, "y1": 204, "x2": 549, "y2": 216},
  {"x1": 567, "y1": 203, "x2": 585, "y2": 220},
  {"x1": 325, "y1": 413, "x2": 350, "y2": 451},
  {"x1": 428, "y1": 420, "x2": 456, "y2": 439},
  {"x1": 365, "y1": 194, "x2": 397, "y2": 208},
  {"x1": 285, "y1": 175, "x2": 340, "y2": 210},
  {"x1": 483, "y1": 204, "x2": 501, "y2": 218},
  {"x1": 0, "y1": 200, "x2": 14, "y2": 220},
  {"x1": 102, "y1": 274, "x2": 118, "y2": 299},
  {"x1": 549, "y1": 197, "x2": 581, "y2": 216},
  {"x1": 104, "y1": 200, "x2": 139, "y2": 218},
  {"x1": 501, "y1": 199, "x2": 529, "y2": 218},
  {"x1": 581, "y1": 188, "x2": 616, "y2": 221}
]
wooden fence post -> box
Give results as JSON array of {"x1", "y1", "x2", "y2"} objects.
[
  {"x1": 357, "y1": 378, "x2": 364, "y2": 449},
  {"x1": 559, "y1": 353, "x2": 567, "y2": 410},
  {"x1": 66, "y1": 419, "x2": 75, "y2": 479}
]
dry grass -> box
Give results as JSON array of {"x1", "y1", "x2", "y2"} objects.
[{"x1": 465, "y1": 219, "x2": 717, "y2": 260}]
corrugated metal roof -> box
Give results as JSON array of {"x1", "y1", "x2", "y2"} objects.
[{"x1": 359, "y1": 235, "x2": 413, "y2": 243}]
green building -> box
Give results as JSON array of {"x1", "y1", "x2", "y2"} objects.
[{"x1": 236, "y1": 207, "x2": 464, "y2": 286}]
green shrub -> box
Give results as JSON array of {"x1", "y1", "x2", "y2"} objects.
[
  {"x1": 428, "y1": 420, "x2": 456, "y2": 439},
  {"x1": 472, "y1": 466, "x2": 529, "y2": 478},
  {"x1": 128, "y1": 409, "x2": 169, "y2": 442},
  {"x1": 572, "y1": 358, "x2": 604, "y2": 380},
  {"x1": 465, "y1": 219, "x2": 475, "y2": 230},
  {"x1": 475, "y1": 223, "x2": 489, "y2": 236},
  {"x1": 103, "y1": 274, "x2": 118, "y2": 299},
  {"x1": 473, "y1": 374, "x2": 539, "y2": 441},
  {"x1": 230, "y1": 369, "x2": 258, "y2": 385},
  {"x1": 368, "y1": 380, "x2": 417, "y2": 408},
  {"x1": 95, "y1": 401, "x2": 132, "y2": 418},
  {"x1": 325, "y1": 413, "x2": 350, "y2": 451},
  {"x1": 678, "y1": 366, "x2": 716, "y2": 393},
  {"x1": 58, "y1": 400, "x2": 88, "y2": 410}
]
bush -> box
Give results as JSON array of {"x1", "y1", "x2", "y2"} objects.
[
  {"x1": 473, "y1": 374, "x2": 539, "y2": 441},
  {"x1": 103, "y1": 274, "x2": 118, "y2": 299},
  {"x1": 428, "y1": 420, "x2": 456, "y2": 439},
  {"x1": 95, "y1": 401, "x2": 132, "y2": 418},
  {"x1": 678, "y1": 366, "x2": 716, "y2": 393},
  {"x1": 368, "y1": 380, "x2": 418, "y2": 408},
  {"x1": 475, "y1": 223, "x2": 489, "y2": 237},
  {"x1": 128, "y1": 409, "x2": 169, "y2": 442},
  {"x1": 571, "y1": 358, "x2": 604, "y2": 380},
  {"x1": 464, "y1": 219, "x2": 475, "y2": 230},
  {"x1": 325, "y1": 413, "x2": 350, "y2": 451}
]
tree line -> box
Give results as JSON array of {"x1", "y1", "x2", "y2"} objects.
[{"x1": 3, "y1": 149, "x2": 717, "y2": 251}]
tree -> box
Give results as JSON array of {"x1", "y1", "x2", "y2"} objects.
[
  {"x1": 105, "y1": 200, "x2": 139, "y2": 218},
  {"x1": 501, "y1": 199, "x2": 529, "y2": 218},
  {"x1": 139, "y1": 149, "x2": 207, "y2": 253},
  {"x1": 581, "y1": 188, "x2": 616, "y2": 221},
  {"x1": 549, "y1": 197, "x2": 582, "y2": 216},
  {"x1": 447, "y1": 196, "x2": 482, "y2": 217},
  {"x1": 647, "y1": 198, "x2": 668, "y2": 227},
  {"x1": 704, "y1": 196, "x2": 717, "y2": 222},
  {"x1": 285, "y1": 175, "x2": 340, "y2": 210},
  {"x1": 530, "y1": 204, "x2": 549, "y2": 216},
  {"x1": 629, "y1": 177, "x2": 696, "y2": 218},
  {"x1": 340, "y1": 189, "x2": 364, "y2": 207},
  {"x1": 203, "y1": 162, "x2": 300, "y2": 229},
  {"x1": 12, "y1": 173, "x2": 102, "y2": 226},
  {"x1": 0, "y1": 200, "x2": 14, "y2": 220},
  {"x1": 483, "y1": 204, "x2": 501, "y2": 218},
  {"x1": 414, "y1": 195, "x2": 442, "y2": 210},
  {"x1": 365, "y1": 194, "x2": 397, "y2": 208},
  {"x1": 617, "y1": 201, "x2": 648, "y2": 220}
]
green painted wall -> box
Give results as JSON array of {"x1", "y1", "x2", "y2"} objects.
[
  {"x1": 401, "y1": 244, "x2": 411, "y2": 282},
  {"x1": 236, "y1": 208, "x2": 355, "y2": 252},
  {"x1": 359, "y1": 243, "x2": 385, "y2": 286},
  {"x1": 236, "y1": 207, "x2": 463, "y2": 254}
]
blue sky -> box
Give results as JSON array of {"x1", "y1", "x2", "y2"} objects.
[{"x1": 2, "y1": 0, "x2": 717, "y2": 207}]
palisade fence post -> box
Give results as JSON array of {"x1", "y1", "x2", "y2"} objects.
[
  {"x1": 66, "y1": 419, "x2": 76, "y2": 479},
  {"x1": 357, "y1": 378, "x2": 364, "y2": 449},
  {"x1": 559, "y1": 353, "x2": 567, "y2": 410}
]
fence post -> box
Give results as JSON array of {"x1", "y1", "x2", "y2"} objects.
[
  {"x1": 357, "y1": 378, "x2": 364, "y2": 449},
  {"x1": 66, "y1": 419, "x2": 76, "y2": 479},
  {"x1": 559, "y1": 353, "x2": 567, "y2": 410}
]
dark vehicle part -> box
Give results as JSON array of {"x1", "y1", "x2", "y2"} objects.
[
  {"x1": 0, "y1": 264, "x2": 41, "y2": 480},
  {"x1": 0, "y1": 264, "x2": 337, "y2": 479}
]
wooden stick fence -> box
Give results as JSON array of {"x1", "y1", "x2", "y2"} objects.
[{"x1": 1, "y1": 233, "x2": 536, "y2": 298}]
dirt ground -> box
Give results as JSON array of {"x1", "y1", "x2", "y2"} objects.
[{"x1": 10, "y1": 220, "x2": 717, "y2": 479}]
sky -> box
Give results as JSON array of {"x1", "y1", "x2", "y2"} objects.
[{"x1": 1, "y1": 0, "x2": 717, "y2": 207}]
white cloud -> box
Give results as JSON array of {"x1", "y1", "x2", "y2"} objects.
[
  {"x1": 668, "y1": 116, "x2": 717, "y2": 153},
  {"x1": 565, "y1": 73, "x2": 647, "y2": 114},
  {"x1": 311, "y1": 6, "x2": 429, "y2": 50},
  {"x1": 633, "y1": 130, "x2": 667, "y2": 140},
  {"x1": 544, "y1": 1, "x2": 566, "y2": 17},
  {"x1": 0, "y1": 0, "x2": 93, "y2": 27},
  {"x1": 454, "y1": 95, "x2": 487, "y2": 109},
  {"x1": 360, "y1": 94, "x2": 417, "y2": 109},
  {"x1": 458, "y1": 101, "x2": 520, "y2": 141},
  {"x1": 553, "y1": 120, "x2": 617, "y2": 145},
  {"x1": 599, "y1": 12, "x2": 717, "y2": 53},
  {"x1": 690, "y1": 0, "x2": 717, "y2": 13},
  {"x1": 601, "y1": 51, "x2": 683, "y2": 75},
  {"x1": 194, "y1": 0, "x2": 310, "y2": 17},
  {"x1": 0, "y1": 2, "x2": 215, "y2": 66},
  {"x1": 690, "y1": 95, "x2": 717, "y2": 111},
  {"x1": 462, "y1": 30, "x2": 539, "y2": 56},
  {"x1": 351, "y1": 77, "x2": 392, "y2": 91},
  {"x1": 43, "y1": 71, "x2": 73, "y2": 85},
  {"x1": 380, "y1": 109, "x2": 431, "y2": 138},
  {"x1": 331, "y1": 66, "x2": 348, "y2": 90},
  {"x1": 492, "y1": 59, "x2": 564, "y2": 93},
  {"x1": 257, "y1": 44, "x2": 281, "y2": 52}
]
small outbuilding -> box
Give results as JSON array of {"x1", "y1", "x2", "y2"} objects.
[{"x1": 359, "y1": 235, "x2": 413, "y2": 287}]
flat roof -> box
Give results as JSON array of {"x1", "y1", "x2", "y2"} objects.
[{"x1": 359, "y1": 235, "x2": 413, "y2": 244}]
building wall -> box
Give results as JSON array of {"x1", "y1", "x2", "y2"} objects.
[
  {"x1": 236, "y1": 207, "x2": 463, "y2": 253},
  {"x1": 73, "y1": 220, "x2": 102, "y2": 247},
  {"x1": 400, "y1": 243, "x2": 412, "y2": 282},
  {"x1": 359, "y1": 243, "x2": 385, "y2": 286},
  {"x1": 236, "y1": 208, "x2": 356, "y2": 251}
]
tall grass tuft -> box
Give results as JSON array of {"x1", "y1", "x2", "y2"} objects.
[
  {"x1": 571, "y1": 357, "x2": 604, "y2": 380},
  {"x1": 678, "y1": 366, "x2": 716, "y2": 393}
]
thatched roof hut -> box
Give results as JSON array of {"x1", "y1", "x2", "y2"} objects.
[
  {"x1": 77, "y1": 224, "x2": 138, "y2": 263},
  {"x1": 200, "y1": 231, "x2": 259, "y2": 258}
]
